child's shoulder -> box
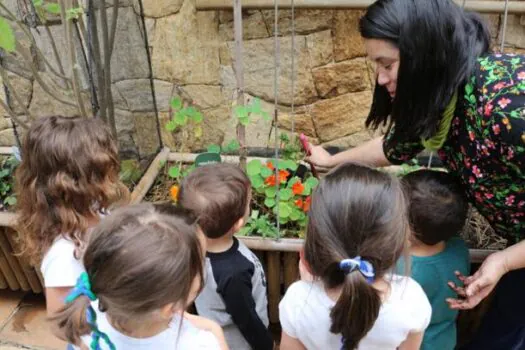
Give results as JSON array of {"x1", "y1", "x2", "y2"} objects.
[
  {"x1": 40, "y1": 236, "x2": 84, "y2": 288},
  {"x1": 388, "y1": 275, "x2": 432, "y2": 331},
  {"x1": 389, "y1": 275, "x2": 430, "y2": 303}
]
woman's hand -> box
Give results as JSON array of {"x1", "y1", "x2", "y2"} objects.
[
  {"x1": 447, "y1": 251, "x2": 509, "y2": 310},
  {"x1": 305, "y1": 145, "x2": 334, "y2": 168}
]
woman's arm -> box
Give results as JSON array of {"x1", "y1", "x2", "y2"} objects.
[
  {"x1": 306, "y1": 137, "x2": 391, "y2": 168},
  {"x1": 279, "y1": 331, "x2": 307, "y2": 350},
  {"x1": 398, "y1": 332, "x2": 424, "y2": 350}
]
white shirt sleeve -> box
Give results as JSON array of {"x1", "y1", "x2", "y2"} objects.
[
  {"x1": 279, "y1": 282, "x2": 301, "y2": 339},
  {"x1": 407, "y1": 278, "x2": 432, "y2": 333},
  {"x1": 40, "y1": 238, "x2": 85, "y2": 288}
]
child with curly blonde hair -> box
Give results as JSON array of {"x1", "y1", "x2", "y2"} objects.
[{"x1": 15, "y1": 116, "x2": 128, "y2": 316}]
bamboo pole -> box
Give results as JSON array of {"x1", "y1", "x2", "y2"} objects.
[
  {"x1": 233, "y1": 0, "x2": 247, "y2": 170},
  {"x1": 266, "y1": 251, "x2": 281, "y2": 324},
  {"x1": 196, "y1": 0, "x2": 525, "y2": 12},
  {"x1": 130, "y1": 147, "x2": 170, "y2": 204}
]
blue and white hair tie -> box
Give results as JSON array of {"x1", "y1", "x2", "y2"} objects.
[{"x1": 339, "y1": 256, "x2": 375, "y2": 284}]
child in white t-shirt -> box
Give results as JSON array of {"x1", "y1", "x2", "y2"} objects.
[
  {"x1": 280, "y1": 163, "x2": 432, "y2": 350},
  {"x1": 51, "y1": 203, "x2": 228, "y2": 350},
  {"x1": 15, "y1": 116, "x2": 128, "y2": 316}
]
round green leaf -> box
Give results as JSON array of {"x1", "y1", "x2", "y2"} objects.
[
  {"x1": 260, "y1": 166, "x2": 273, "y2": 178},
  {"x1": 277, "y1": 202, "x2": 292, "y2": 218},
  {"x1": 279, "y1": 188, "x2": 293, "y2": 201},
  {"x1": 0, "y1": 18, "x2": 16, "y2": 53},
  {"x1": 44, "y1": 3, "x2": 61, "y2": 14},
  {"x1": 305, "y1": 176, "x2": 319, "y2": 189},
  {"x1": 168, "y1": 166, "x2": 181, "y2": 178},
  {"x1": 264, "y1": 197, "x2": 276, "y2": 208},
  {"x1": 250, "y1": 174, "x2": 264, "y2": 189},
  {"x1": 247, "y1": 159, "x2": 262, "y2": 176},
  {"x1": 207, "y1": 144, "x2": 221, "y2": 154},
  {"x1": 165, "y1": 120, "x2": 177, "y2": 132},
  {"x1": 290, "y1": 209, "x2": 301, "y2": 221},
  {"x1": 265, "y1": 187, "x2": 277, "y2": 198},
  {"x1": 170, "y1": 97, "x2": 182, "y2": 110}
]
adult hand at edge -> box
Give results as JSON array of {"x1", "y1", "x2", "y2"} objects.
[
  {"x1": 304, "y1": 144, "x2": 334, "y2": 168},
  {"x1": 446, "y1": 251, "x2": 508, "y2": 310}
]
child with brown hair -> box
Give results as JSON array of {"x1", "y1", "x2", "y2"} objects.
[
  {"x1": 15, "y1": 116, "x2": 128, "y2": 316},
  {"x1": 280, "y1": 163, "x2": 432, "y2": 350},
  {"x1": 52, "y1": 203, "x2": 228, "y2": 349},
  {"x1": 178, "y1": 163, "x2": 273, "y2": 350}
]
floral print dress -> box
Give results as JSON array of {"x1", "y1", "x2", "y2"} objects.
[{"x1": 384, "y1": 54, "x2": 525, "y2": 245}]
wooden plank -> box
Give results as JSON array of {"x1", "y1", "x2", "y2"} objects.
[
  {"x1": 0, "y1": 212, "x2": 17, "y2": 228},
  {"x1": 4, "y1": 228, "x2": 42, "y2": 293},
  {"x1": 0, "y1": 249, "x2": 19, "y2": 291},
  {"x1": 196, "y1": 0, "x2": 525, "y2": 13},
  {"x1": 267, "y1": 252, "x2": 281, "y2": 324},
  {"x1": 130, "y1": 147, "x2": 170, "y2": 204},
  {"x1": 283, "y1": 252, "x2": 299, "y2": 289},
  {"x1": 0, "y1": 230, "x2": 30, "y2": 291},
  {"x1": 0, "y1": 269, "x2": 8, "y2": 289}
]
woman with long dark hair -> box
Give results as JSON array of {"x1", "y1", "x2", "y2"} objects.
[{"x1": 305, "y1": 0, "x2": 525, "y2": 349}]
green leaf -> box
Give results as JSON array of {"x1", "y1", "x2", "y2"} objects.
[
  {"x1": 247, "y1": 159, "x2": 262, "y2": 176},
  {"x1": 44, "y1": 3, "x2": 61, "y2": 14},
  {"x1": 32, "y1": 0, "x2": 44, "y2": 7},
  {"x1": 0, "y1": 18, "x2": 16, "y2": 53},
  {"x1": 250, "y1": 174, "x2": 264, "y2": 189},
  {"x1": 465, "y1": 83, "x2": 473, "y2": 95},
  {"x1": 207, "y1": 144, "x2": 221, "y2": 153},
  {"x1": 234, "y1": 106, "x2": 248, "y2": 119},
  {"x1": 182, "y1": 164, "x2": 196, "y2": 177},
  {"x1": 4, "y1": 196, "x2": 16, "y2": 206},
  {"x1": 277, "y1": 159, "x2": 298, "y2": 171},
  {"x1": 260, "y1": 166, "x2": 273, "y2": 178},
  {"x1": 193, "y1": 125, "x2": 203, "y2": 139},
  {"x1": 223, "y1": 139, "x2": 240, "y2": 153},
  {"x1": 277, "y1": 202, "x2": 292, "y2": 218},
  {"x1": 174, "y1": 110, "x2": 187, "y2": 126},
  {"x1": 238, "y1": 116, "x2": 250, "y2": 126},
  {"x1": 305, "y1": 177, "x2": 319, "y2": 189},
  {"x1": 66, "y1": 7, "x2": 83, "y2": 20},
  {"x1": 168, "y1": 166, "x2": 181, "y2": 178},
  {"x1": 251, "y1": 98, "x2": 262, "y2": 113},
  {"x1": 170, "y1": 97, "x2": 182, "y2": 110},
  {"x1": 279, "y1": 188, "x2": 293, "y2": 201},
  {"x1": 265, "y1": 187, "x2": 277, "y2": 198},
  {"x1": 165, "y1": 120, "x2": 177, "y2": 132},
  {"x1": 264, "y1": 197, "x2": 276, "y2": 208},
  {"x1": 302, "y1": 184, "x2": 312, "y2": 196},
  {"x1": 251, "y1": 210, "x2": 260, "y2": 220},
  {"x1": 186, "y1": 106, "x2": 197, "y2": 117},
  {"x1": 290, "y1": 209, "x2": 301, "y2": 221},
  {"x1": 193, "y1": 112, "x2": 203, "y2": 123}
]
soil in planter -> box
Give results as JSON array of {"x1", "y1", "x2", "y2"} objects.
[{"x1": 144, "y1": 162, "x2": 178, "y2": 203}]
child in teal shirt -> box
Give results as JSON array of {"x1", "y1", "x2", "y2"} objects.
[{"x1": 398, "y1": 170, "x2": 470, "y2": 350}]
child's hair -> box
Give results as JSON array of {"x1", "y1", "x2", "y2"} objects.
[
  {"x1": 401, "y1": 169, "x2": 468, "y2": 246},
  {"x1": 303, "y1": 163, "x2": 409, "y2": 350},
  {"x1": 51, "y1": 203, "x2": 205, "y2": 346},
  {"x1": 178, "y1": 163, "x2": 250, "y2": 239},
  {"x1": 15, "y1": 116, "x2": 128, "y2": 265}
]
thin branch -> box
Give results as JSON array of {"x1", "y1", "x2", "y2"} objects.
[
  {"x1": 108, "y1": 0, "x2": 119, "y2": 57},
  {"x1": 0, "y1": 2, "x2": 71, "y2": 82},
  {"x1": 60, "y1": 0, "x2": 88, "y2": 118},
  {"x1": 87, "y1": 0, "x2": 107, "y2": 122},
  {"x1": 43, "y1": 24, "x2": 70, "y2": 87},
  {"x1": 0, "y1": 99, "x2": 30, "y2": 129},
  {"x1": 100, "y1": 1, "x2": 116, "y2": 136},
  {"x1": 0, "y1": 65, "x2": 34, "y2": 120}
]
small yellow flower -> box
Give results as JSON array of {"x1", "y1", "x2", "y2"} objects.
[{"x1": 170, "y1": 185, "x2": 179, "y2": 202}]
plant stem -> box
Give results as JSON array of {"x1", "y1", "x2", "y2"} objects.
[
  {"x1": 0, "y1": 98, "x2": 29, "y2": 129},
  {"x1": 43, "y1": 24, "x2": 70, "y2": 88},
  {"x1": 108, "y1": 0, "x2": 119, "y2": 57},
  {"x1": 0, "y1": 66, "x2": 34, "y2": 120},
  {"x1": 87, "y1": 0, "x2": 107, "y2": 122},
  {"x1": 100, "y1": 0, "x2": 116, "y2": 136},
  {"x1": 60, "y1": 0, "x2": 88, "y2": 118},
  {"x1": 233, "y1": 0, "x2": 246, "y2": 170}
]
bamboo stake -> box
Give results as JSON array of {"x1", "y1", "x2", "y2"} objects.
[
  {"x1": 233, "y1": 0, "x2": 247, "y2": 170},
  {"x1": 87, "y1": 0, "x2": 107, "y2": 122},
  {"x1": 100, "y1": 0, "x2": 117, "y2": 136},
  {"x1": 283, "y1": 252, "x2": 298, "y2": 288},
  {"x1": 61, "y1": 0, "x2": 88, "y2": 118},
  {"x1": 266, "y1": 251, "x2": 281, "y2": 324},
  {"x1": 130, "y1": 147, "x2": 170, "y2": 204},
  {"x1": 195, "y1": 0, "x2": 525, "y2": 12}
]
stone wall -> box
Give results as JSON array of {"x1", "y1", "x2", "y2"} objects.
[{"x1": 1, "y1": 0, "x2": 524, "y2": 157}]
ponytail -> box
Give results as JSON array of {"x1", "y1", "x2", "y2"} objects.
[
  {"x1": 50, "y1": 295, "x2": 92, "y2": 345},
  {"x1": 330, "y1": 257, "x2": 379, "y2": 350},
  {"x1": 49, "y1": 273, "x2": 116, "y2": 350},
  {"x1": 330, "y1": 272, "x2": 381, "y2": 350}
]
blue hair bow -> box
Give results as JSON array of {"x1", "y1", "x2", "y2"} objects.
[
  {"x1": 339, "y1": 256, "x2": 375, "y2": 284},
  {"x1": 65, "y1": 273, "x2": 116, "y2": 350}
]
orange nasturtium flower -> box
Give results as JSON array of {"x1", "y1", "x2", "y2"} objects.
[
  {"x1": 294, "y1": 199, "x2": 304, "y2": 208},
  {"x1": 170, "y1": 185, "x2": 179, "y2": 202},
  {"x1": 303, "y1": 196, "x2": 311, "y2": 212},
  {"x1": 292, "y1": 181, "x2": 305, "y2": 195},
  {"x1": 265, "y1": 175, "x2": 276, "y2": 186},
  {"x1": 266, "y1": 161, "x2": 275, "y2": 170},
  {"x1": 265, "y1": 170, "x2": 290, "y2": 186}
]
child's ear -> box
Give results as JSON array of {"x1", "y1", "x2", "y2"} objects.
[
  {"x1": 232, "y1": 216, "x2": 245, "y2": 233},
  {"x1": 160, "y1": 303, "x2": 179, "y2": 319}
]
